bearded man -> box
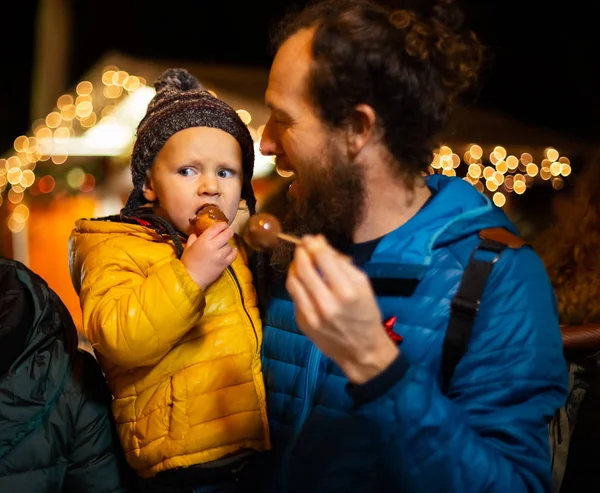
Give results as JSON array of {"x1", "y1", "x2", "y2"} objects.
[{"x1": 254, "y1": 1, "x2": 568, "y2": 492}]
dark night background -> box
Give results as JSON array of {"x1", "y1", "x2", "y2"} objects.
[{"x1": 1, "y1": 0, "x2": 598, "y2": 156}]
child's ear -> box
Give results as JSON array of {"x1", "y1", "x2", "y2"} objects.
[{"x1": 142, "y1": 171, "x2": 157, "y2": 202}]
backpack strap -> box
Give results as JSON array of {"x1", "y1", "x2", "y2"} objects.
[{"x1": 440, "y1": 228, "x2": 526, "y2": 392}]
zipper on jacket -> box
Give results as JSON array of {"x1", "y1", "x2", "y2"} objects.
[
  {"x1": 226, "y1": 266, "x2": 258, "y2": 350},
  {"x1": 281, "y1": 344, "x2": 321, "y2": 492}
]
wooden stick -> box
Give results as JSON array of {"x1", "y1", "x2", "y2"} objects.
[{"x1": 277, "y1": 232, "x2": 302, "y2": 245}]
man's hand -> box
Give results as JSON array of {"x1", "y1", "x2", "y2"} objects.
[
  {"x1": 286, "y1": 235, "x2": 399, "y2": 384},
  {"x1": 182, "y1": 221, "x2": 237, "y2": 290}
]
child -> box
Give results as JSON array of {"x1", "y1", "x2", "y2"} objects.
[
  {"x1": 69, "y1": 68, "x2": 270, "y2": 492},
  {"x1": 0, "y1": 258, "x2": 133, "y2": 492}
]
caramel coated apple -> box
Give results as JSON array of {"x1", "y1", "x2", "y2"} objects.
[
  {"x1": 243, "y1": 213, "x2": 282, "y2": 251},
  {"x1": 190, "y1": 204, "x2": 228, "y2": 235}
]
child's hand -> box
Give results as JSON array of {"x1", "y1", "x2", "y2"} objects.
[{"x1": 181, "y1": 221, "x2": 237, "y2": 290}]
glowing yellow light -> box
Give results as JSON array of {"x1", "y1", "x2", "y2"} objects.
[
  {"x1": 486, "y1": 180, "x2": 498, "y2": 192},
  {"x1": 546, "y1": 148, "x2": 559, "y2": 161},
  {"x1": 8, "y1": 214, "x2": 25, "y2": 233},
  {"x1": 57, "y1": 94, "x2": 73, "y2": 110},
  {"x1": 550, "y1": 162, "x2": 562, "y2": 176},
  {"x1": 61, "y1": 104, "x2": 77, "y2": 120},
  {"x1": 54, "y1": 127, "x2": 71, "y2": 143},
  {"x1": 12, "y1": 204, "x2": 30, "y2": 223},
  {"x1": 451, "y1": 153, "x2": 460, "y2": 168},
  {"x1": 13, "y1": 136, "x2": 29, "y2": 153},
  {"x1": 46, "y1": 112, "x2": 62, "y2": 128},
  {"x1": 468, "y1": 163, "x2": 481, "y2": 179},
  {"x1": 236, "y1": 109, "x2": 252, "y2": 125},
  {"x1": 113, "y1": 71, "x2": 129, "y2": 86},
  {"x1": 559, "y1": 156, "x2": 570, "y2": 164},
  {"x1": 493, "y1": 192, "x2": 506, "y2": 207},
  {"x1": 103, "y1": 85, "x2": 123, "y2": 99},
  {"x1": 123, "y1": 76, "x2": 141, "y2": 92},
  {"x1": 514, "y1": 181, "x2": 526, "y2": 195},
  {"x1": 208, "y1": 90, "x2": 218, "y2": 98},
  {"x1": 513, "y1": 173, "x2": 525, "y2": 183},
  {"x1": 8, "y1": 188, "x2": 24, "y2": 204},
  {"x1": 76, "y1": 81, "x2": 93, "y2": 96},
  {"x1": 495, "y1": 160, "x2": 508, "y2": 173},
  {"x1": 430, "y1": 153, "x2": 441, "y2": 169},
  {"x1": 483, "y1": 166, "x2": 494, "y2": 180},
  {"x1": 76, "y1": 102, "x2": 93, "y2": 119},
  {"x1": 492, "y1": 171, "x2": 504, "y2": 186},
  {"x1": 552, "y1": 177, "x2": 564, "y2": 190},
  {"x1": 52, "y1": 153, "x2": 68, "y2": 165},
  {"x1": 560, "y1": 163, "x2": 572, "y2": 176},
  {"x1": 493, "y1": 146, "x2": 507, "y2": 160},
  {"x1": 19, "y1": 170, "x2": 35, "y2": 188},
  {"x1": 80, "y1": 113, "x2": 97, "y2": 128},
  {"x1": 439, "y1": 146, "x2": 452, "y2": 157},
  {"x1": 474, "y1": 181, "x2": 484, "y2": 193},
  {"x1": 76, "y1": 94, "x2": 92, "y2": 106},
  {"x1": 506, "y1": 155, "x2": 519, "y2": 170},
  {"x1": 442, "y1": 168, "x2": 456, "y2": 177},
  {"x1": 441, "y1": 155, "x2": 453, "y2": 171},
  {"x1": 7, "y1": 168, "x2": 23, "y2": 185},
  {"x1": 36, "y1": 127, "x2": 53, "y2": 141},
  {"x1": 102, "y1": 70, "x2": 116, "y2": 86},
  {"x1": 526, "y1": 163, "x2": 539, "y2": 177},
  {"x1": 469, "y1": 144, "x2": 483, "y2": 160},
  {"x1": 540, "y1": 168, "x2": 552, "y2": 180}
]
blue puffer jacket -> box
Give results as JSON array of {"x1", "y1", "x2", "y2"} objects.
[{"x1": 258, "y1": 175, "x2": 568, "y2": 493}]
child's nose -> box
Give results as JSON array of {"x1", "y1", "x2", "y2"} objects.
[{"x1": 198, "y1": 175, "x2": 219, "y2": 196}]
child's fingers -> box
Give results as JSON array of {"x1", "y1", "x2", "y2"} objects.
[
  {"x1": 186, "y1": 233, "x2": 198, "y2": 247},
  {"x1": 201, "y1": 221, "x2": 229, "y2": 239},
  {"x1": 225, "y1": 247, "x2": 238, "y2": 265}
]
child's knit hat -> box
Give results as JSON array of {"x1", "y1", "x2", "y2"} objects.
[{"x1": 123, "y1": 68, "x2": 256, "y2": 214}]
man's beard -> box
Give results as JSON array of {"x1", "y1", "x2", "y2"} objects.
[{"x1": 269, "y1": 149, "x2": 366, "y2": 274}]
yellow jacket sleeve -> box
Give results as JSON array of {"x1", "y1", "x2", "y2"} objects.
[{"x1": 79, "y1": 240, "x2": 205, "y2": 369}]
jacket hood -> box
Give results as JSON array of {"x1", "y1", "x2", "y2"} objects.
[
  {"x1": 69, "y1": 218, "x2": 163, "y2": 295},
  {"x1": 372, "y1": 175, "x2": 516, "y2": 267},
  {"x1": 0, "y1": 259, "x2": 77, "y2": 459}
]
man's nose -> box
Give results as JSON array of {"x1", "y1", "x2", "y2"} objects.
[{"x1": 259, "y1": 118, "x2": 281, "y2": 156}]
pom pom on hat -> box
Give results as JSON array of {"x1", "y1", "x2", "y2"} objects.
[{"x1": 154, "y1": 68, "x2": 202, "y2": 92}]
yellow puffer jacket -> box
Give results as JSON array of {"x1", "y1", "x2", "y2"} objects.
[{"x1": 68, "y1": 218, "x2": 270, "y2": 478}]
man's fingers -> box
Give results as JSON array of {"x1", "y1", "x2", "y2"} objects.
[{"x1": 286, "y1": 270, "x2": 321, "y2": 330}]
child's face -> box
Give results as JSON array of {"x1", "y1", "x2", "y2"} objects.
[{"x1": 143, "y1": 127, "x2": 244, "y2": 235}]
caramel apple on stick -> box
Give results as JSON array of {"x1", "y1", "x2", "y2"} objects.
[
  {"x1": 242, "y1": 213, "x2": 300, "y2": 252},
  {"x1": 190, "y1": 204, "x2": 228, "y2": 235}
]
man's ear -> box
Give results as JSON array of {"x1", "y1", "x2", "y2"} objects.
[
  {"x1": 142, "y1": 171, "x2": 157, "y2": 202},
  {"x1": 345, "y1": 103, "x2": 377, "y2": 156}
]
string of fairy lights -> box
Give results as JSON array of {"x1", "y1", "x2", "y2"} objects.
[
  {"x1": 429, "y1": 144, "x2": 572, "y2": 208},
  {"x1": 0, "y1": 66, "x2": 572, "y2": 233}
]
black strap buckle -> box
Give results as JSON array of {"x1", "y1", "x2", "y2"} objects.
[{"x1": 451, "y1": 295, "x2": 480, "y2": 318}]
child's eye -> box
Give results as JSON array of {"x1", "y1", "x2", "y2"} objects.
[
  {"x1": 217, "y1": 169, "x2": 235, "y2": 178},
  {"x1": 178, "y1": 168, "x2": 195, "y2": 177}
]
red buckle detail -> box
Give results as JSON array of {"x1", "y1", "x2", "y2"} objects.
[{"x1": 384, "y1": 316, "x2": 403, "y2": 344}]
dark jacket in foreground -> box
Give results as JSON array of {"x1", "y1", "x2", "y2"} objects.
[{"x1": 0, "y1": 258, "x2": 133, "y2": 492}]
